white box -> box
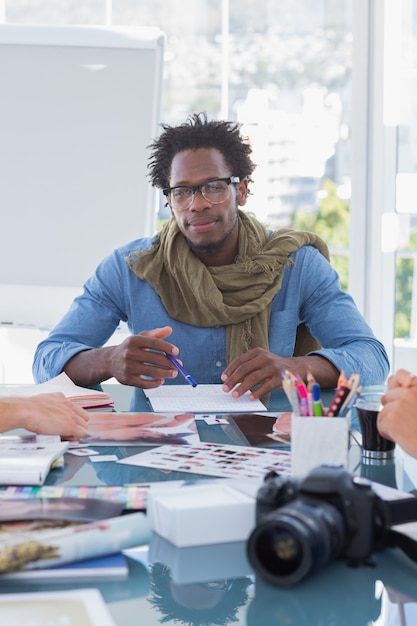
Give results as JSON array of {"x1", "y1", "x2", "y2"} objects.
[
  {"x1": 146, "y1": 481, "x2": 259, "y2": 547},
  {"x1": 291, "y1": 414, "x2": 350, "y2": 478}
]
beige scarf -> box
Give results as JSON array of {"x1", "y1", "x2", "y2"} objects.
[{"x1": 126, "y1": 211, "x2": 330, "y2": 364}]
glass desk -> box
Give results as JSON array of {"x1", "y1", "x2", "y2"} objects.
[{"x1": 1, "y1": 388, "x2": 417, "y2": 626}]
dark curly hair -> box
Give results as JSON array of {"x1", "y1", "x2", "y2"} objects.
[{"x1": 147, "y1": 112, "x2": 256, "y2": 190}]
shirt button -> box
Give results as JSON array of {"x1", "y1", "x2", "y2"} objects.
[{"x1": 215, "y1": 360, "x2": 222, "y2": 368}]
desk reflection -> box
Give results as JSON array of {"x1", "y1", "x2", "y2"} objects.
[
  {"x1": 149, "y1": 562, "x2": 252, "y2": 626},
  {"x1": 2, "y1": 532, "x2": 417, "y2": 626},
  {"x1": 146, "y1": 531, "x2": 417, "y2": 626},
  {"x1": 247, "y1": 549, "x2": 417, "y2": 626}
]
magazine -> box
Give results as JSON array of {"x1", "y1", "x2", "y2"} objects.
[
  {"x1": 0, "y1": 437, "x2": 69, "y2": 485},
  {"x1": 77, "y1": 411, "x2": 201, "y2": 446},
  {"x1": 0, "y1": 510, "x2": 151, "y2": 575},
  {"x1": 0, "y1": 372, "x2": 113, "y2": 409},
  {"x1": 0, "y1": 496, "x2": 124, "y2": 523},
  {"x1": 0, "y1": 553, "x2": 128, "y2": 581}
]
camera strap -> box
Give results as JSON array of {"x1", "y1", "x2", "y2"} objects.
[
  {"x1": 386, "y1": 528, "x2": 417, "y2": 563},
  {"x1": 384, "y1": 497, "x2": 417, "y2": 564},
  {"x1": 385, "y1": 496, "x2": 417, "y2": 526}
]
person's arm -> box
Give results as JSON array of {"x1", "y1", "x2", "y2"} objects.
[
  {"x1": 63, "y1": 326, "x2": 180, "y2": 388},
  {"x1": 222, "y1": 246, "x2": 389, "y2": 400},
  {"x1": 0, "y1": 393, "x2": 89, "y2": 440},
  {"x1": 33, "y1": 244, "x2": 181, "y2": 388},
  {"x1": 32, "y1": 250, "x2": 127, "y2": 384},
  {"x1": 377, "y1": 369, "x2": 417, "y2": 458}
]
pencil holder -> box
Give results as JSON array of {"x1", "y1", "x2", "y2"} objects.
[{"x1": 290, "y1": 412, "x2": 351, "y2": 478}]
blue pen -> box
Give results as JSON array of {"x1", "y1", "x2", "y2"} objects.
[
  {"x1": 312, "y1": 382, "x2": 324, "y2": 416},
  {"x1": 165, "y1": 353, "x2": 198, "y2": 388}
]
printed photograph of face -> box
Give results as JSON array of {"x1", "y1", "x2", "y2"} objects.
[{"x1": 79, "y1": 412, "x2": 200, "y2": 446}]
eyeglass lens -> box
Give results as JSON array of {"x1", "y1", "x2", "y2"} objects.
[{"x1": 170, "y1": 179, "x2": 232, "y2": 210}]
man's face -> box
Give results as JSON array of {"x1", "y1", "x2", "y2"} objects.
[{"x1": 167, "y1": 148, "x2": 248, "y2": 265}]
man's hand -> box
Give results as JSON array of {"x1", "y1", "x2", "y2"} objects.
[
  {"x1": 107, "y1": 326, "x2": 180, "y2": 388},
  {"x1": 221, "y1": 348, "x2": 339, "y2": 400},
  {"x1": 64, "y1": 326, "x2": 181, "y2": 389}
]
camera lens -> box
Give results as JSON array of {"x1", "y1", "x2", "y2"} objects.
[
  {"x1": 247, "y1": 499, "x2": 345, "y2": 587},
  {"x1": 256, "y1": 526, "x2": 303, "y2": 576}
]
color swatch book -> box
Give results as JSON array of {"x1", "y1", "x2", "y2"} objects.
[
  {"x1": 0, "y1": 484, "x2": 149, "y2": 511},
  {"x1": 119, "y1": 441, "x2": 291, "y2": 479}
]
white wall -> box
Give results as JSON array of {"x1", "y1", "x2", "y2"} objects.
[{"x1": 0, "y1": 24, "x2": 164, "y2": 328}]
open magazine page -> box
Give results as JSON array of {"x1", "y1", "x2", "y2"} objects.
[
  {"x1": 78, "y1": 412, "x2": 200, "y2": 446},
  {"x1": 0, "y1": 496, "x2": 124, "y2": 523}
]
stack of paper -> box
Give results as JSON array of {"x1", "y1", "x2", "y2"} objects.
[{"x1": 0, "y1": 372, "x2": 113, "y2": 409}]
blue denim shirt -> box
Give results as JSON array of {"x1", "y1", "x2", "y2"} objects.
[{"x1": 33, "y1": 237, "x2": 389, "y2": 407}]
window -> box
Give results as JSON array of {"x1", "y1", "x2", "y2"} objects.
[
  {"x1": 6, "y1": 0, "x2": 353, "y2": 284},
  {"x1": 5, "y1": 1, "x2": 414, "y2": 380}
]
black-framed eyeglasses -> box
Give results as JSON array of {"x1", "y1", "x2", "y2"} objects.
[{"x1": 162, "y1": 176, "x2": 240, "y2": 210}]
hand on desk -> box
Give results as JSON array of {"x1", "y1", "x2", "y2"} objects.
[
  {"x1": 221, "y1": 349, "x2": 339, "y2": 400},
  {"x1": 0, "y1": 392, "x2": 89, "y2": 440}
]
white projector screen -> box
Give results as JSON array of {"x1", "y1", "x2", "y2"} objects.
[{"x1": 0, "y1": 24, "x2": 164, "y2": 328}]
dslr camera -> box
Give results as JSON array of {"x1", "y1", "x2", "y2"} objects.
[{"x1": 247, "y1": 465, "x2": 417, "y2": 587}]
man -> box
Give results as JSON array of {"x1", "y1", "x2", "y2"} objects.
[
  {"x1": 378, "y1": 369, "x2": 417, "y2": 458},
  {"x1": 33, "y1": 113, "x2": 389, "y2": 406},
  {"x1": 0, "y1": 393, "x2": 89, "y2": 440}
]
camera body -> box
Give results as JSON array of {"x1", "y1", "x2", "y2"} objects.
[
  {"x1": 247, "y1": 465, "x2": 390, "y2": 587},
  {"x1": 257, "y1": 465, "x2": 383, "y2": 562}
]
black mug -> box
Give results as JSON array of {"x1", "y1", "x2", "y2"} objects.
[{"x1": 355, "y1": 393, "x2": 395, "y2": 462}]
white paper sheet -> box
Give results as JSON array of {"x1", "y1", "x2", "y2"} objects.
[{"x1": 144, "y1": 384, "x2": 267, "y2": 413}]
